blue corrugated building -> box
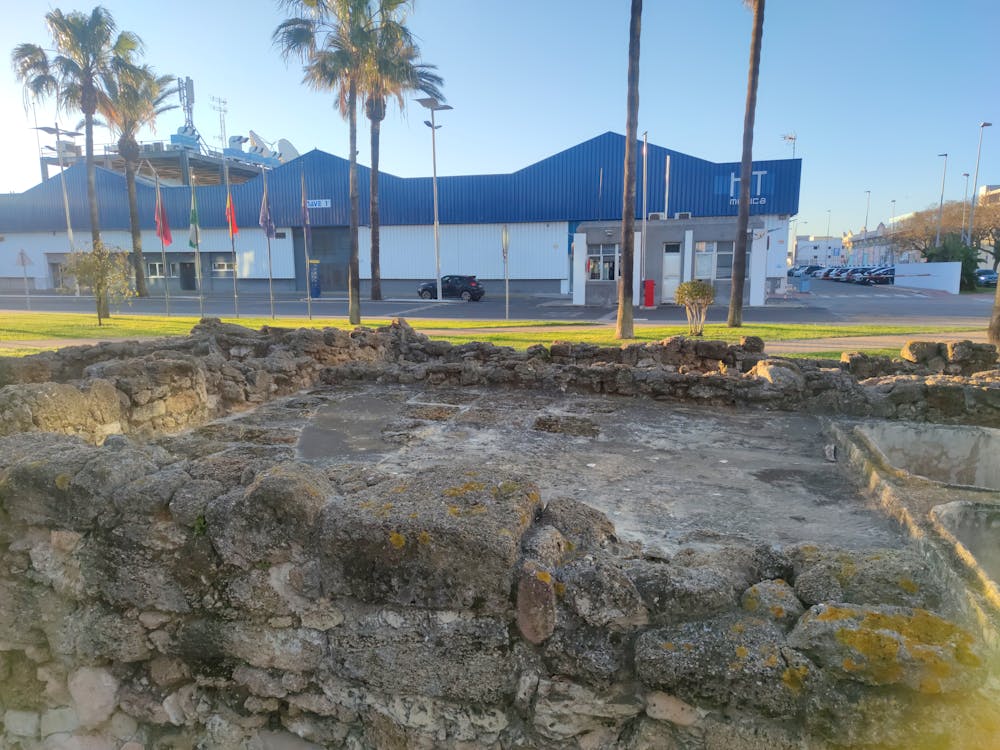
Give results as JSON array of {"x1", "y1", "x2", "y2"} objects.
[{"x1": 0, "y1": 132, "x2": 800, "y2": 303}]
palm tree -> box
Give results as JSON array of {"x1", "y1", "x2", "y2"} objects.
[
  {"x1": 362, "y1": 1, "x2": 443, "y2": 300},
  {"x1": 727, "y1": 0, "x2": 766, "y2": 327},
  {"x1": 615, "y1": 0, "x2": 641, "y2": 340},
  {"x1": 12, "y1": 7, "x2": 141, "y2": 254},
  {"x1": 97, "y1": 64, "x2": 177, "y2": 297},
  {"x1": 274, "y1": 0, "x2": 372, "y2": 325}
]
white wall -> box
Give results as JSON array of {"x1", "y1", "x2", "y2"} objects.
[
  {"x1": 0, "y1": 228, "x2": 296, "y2": 288},
  {"x1": 893, "y1": 261, "x2": 961, "y2": 294},
  {"x1": 363, "y1": 222, "x2": 569, "y2": 280}
]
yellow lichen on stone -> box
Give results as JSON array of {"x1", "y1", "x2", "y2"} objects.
[
  {"x1": 443, "y1": 481, "x2": 486, "y2": 498},
  {"x1": 661, "y1": 642, "x2": 676, "y2": 652},
  {"x1": 764, "y1": 652, "x2": 780, "y2": 668},
  {"x1": 535, "y1": 570, "x2": 552, "y2": 584},
  {"x1": 447, "y1": 505, "x2": 461, "y2": 516},
  {"x1": 730, "y1": 622, "x2": 746, "y2": 634},
  {"x1": 742, "y1": 593, "x2": 760, "y2": 612},
  {"x1": 553, "y1": 582, "x2": 566, "y2": 597},
  {"x1": 898, "y1": 577, "x2": 919, "y2": 594},
  {"x1": 388, "y1": 532, "x2": 406, "y2": 549},
  {"x1": 782, "y1": 665, "x2": 809, "y2": 694},
  {"x1": 417, "y1": 531, "x2": 431, "y2": 545},
  {"x1": 735, "y1": 646, "x2": 749, "y2": 659},
  {"x1": 54, "y1": 473, "x2": 72, "y2": 491},
  {"x1": 835, "y1": 627, "x2": 904, "y2": 684},
  {"x1": 770, "y1": 605, "x2": 786, "y2": 619}
]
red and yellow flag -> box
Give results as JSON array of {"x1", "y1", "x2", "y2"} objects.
[{"x1": 226, "y1": 191, "x2": 239, "y2": 238}]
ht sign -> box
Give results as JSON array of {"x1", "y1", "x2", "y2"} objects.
[{"x1": 729, "y1": 170, "x2": 768, "y2": 206}]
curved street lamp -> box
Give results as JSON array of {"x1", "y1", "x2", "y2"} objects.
[
  {"x1": 968, "y1": 122, "x2": 992, "y2": 249},
  {"x1": 417, "y1": 97, "x2": 453, "y2": 303}
]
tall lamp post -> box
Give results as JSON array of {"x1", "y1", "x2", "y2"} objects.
[
  {"x1": 417, "y1": 97, "x2": 453, "y2": 303},
  {"x1": 34, "y1": 124, "x2": 81, "y2": 294},
  {"x1": 968, "y1": 122, "x2": 992, "y2": 249},
  {"x1": 934, "y1": 153, "x2": 948, "y2": 247},
  {"x1": 890, "y1": 199, "x2": 897, "y2": 263},
  {"x1": 961, "y1": 172, "x2": 970, "y2": 242}
]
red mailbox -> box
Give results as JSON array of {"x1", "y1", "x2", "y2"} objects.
[{"x1": 643, "y1": 279, "x2": 655, "y2": 307}]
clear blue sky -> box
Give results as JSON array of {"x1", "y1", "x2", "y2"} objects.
[{"x1": 2, "y1": 0, "x2": 998, "y2": 239}]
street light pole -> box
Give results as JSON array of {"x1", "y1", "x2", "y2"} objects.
[
  {"x1": 35, "y1": 124, "x2": 82, "y2": 295},
  {"x1": 890, "y1": 199, "x2": 897, "y2": 263},
  {"x1": 934, "y1": 153, "x2": 948, "y2": 247},
  {"x1": 961, "y1": 172, "x2": 970, "y2": 242},
  {"x1": 417, "y1": 97, "x2": 453, "y2": 303},
  {"x1": 968, "y1": 122, "x2": 992, "y2": 249},
  {"x1": 863, "y1": 190, "x2": 871, "y2": 265},
  {"x1": 641, "y1": 131, "x2": 648, "y2": 290}
]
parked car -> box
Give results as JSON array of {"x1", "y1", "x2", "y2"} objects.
[
  {"x1": 829, "y1": 267, "x2": 855, "y2": 281},
  {"x1": 866, "y1": 266, "x2": 896, "y2": 285},
  {"x1": 417, "y1": 275, "x2": 485, "y2": 301},
  {"x1": 975, "y1": 268, "x2": 998, "y2": 287},
  {"x1": 793, "y1": 265, "x2": 823, "y2": 277}
]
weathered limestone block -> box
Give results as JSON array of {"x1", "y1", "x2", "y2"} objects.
[
  {"x1": 317, "y1": 470, "x2": 542, "y2": 613},
  {"x1": 901, "y1": 341, "x2": 946, "y2": 370},
  {"x1": 3, "y1": 709, "x2": 40, "y2": 738},
  {"x1": 55, "y1": 606, "x2": 150, "y2": 663},
  {"x1": 516, "y1": 562, "x2": 557, "y2": 645},
  {"x1": 740, "y1": 580, "x2": 804, "y2": 630},
  {"x1": 0, "y1": 380, "x2": 124, "y2": 442},
  {"x1": 747, "y1": 359, "x2": 806, "y2": 392},
  {"x1": 0, "y1": 435, "x2": 157, "y2": 530},
  {"x1": 543, "y1": 615, "x2": 628, "y2": 685},
  {"x1": 558, "y1": 558, "x2": 647, "y2": 628},
  {"x1": 327, "y1": 606, "x2": 520, "y2": 704},
  {"x1": 635, "y1": 613, "x2": 819, "y2": 717},
  {"x1": 624, "y1": 560, "x2": 740, "y2": 625},
  {"x1": 207, "y1": 461, "x2": 333, "y2": 568},
  {"x1": 532, "y1": 677, "x2": 642, "y2": 741},
  {"x1": 539, "y1": 496, "x2": 619, "y2": 553},
  {"x1": 788, "y1": 545, "x2": 945, "y2": 610},
  {"x1": 787, "y1": 603, "x2": 986, "y2": 693},
  {"x1": 67, "y1": 667, "x2": 119, "y2": 729}
]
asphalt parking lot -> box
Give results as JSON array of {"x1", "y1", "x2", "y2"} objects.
[{"x1": 0, "y1": 279, "x2": 994, "y2": 328}]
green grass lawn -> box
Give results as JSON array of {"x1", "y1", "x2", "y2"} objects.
[{"x1": 0, "y1": 311, "x2": 981, "y2": 357}]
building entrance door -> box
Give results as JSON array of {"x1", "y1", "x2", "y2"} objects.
[
  {"x1": 661, "y1": 243, "x2": 682, "y2": 303},
  {"x1": 179, "y1": 262, "x2": 197, "y2": 291}
]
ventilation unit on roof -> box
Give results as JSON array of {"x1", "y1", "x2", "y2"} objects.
[{"x1": 674, "y1": 211, "x2": 692, "y2": 220}]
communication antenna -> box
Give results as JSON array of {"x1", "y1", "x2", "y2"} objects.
[
  {"x1": 782, "y1": 133, "x2": 797, "y2": 159},
  {"x1": 211, "y1": 96, "x2": 228, "y2": 150},
  {"x1": 178, "y1": 77, "x2": 195, "y2": 129}
]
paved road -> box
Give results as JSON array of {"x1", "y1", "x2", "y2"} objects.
[{"x1": 0, "y1": 279, "x2": 994, "y2": 328}]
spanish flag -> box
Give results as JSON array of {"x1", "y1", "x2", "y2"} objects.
[{"x1": 226, "y1": 191, "x2": 239, "y2": 238}]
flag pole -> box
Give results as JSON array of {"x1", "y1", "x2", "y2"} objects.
[
  {"x1": 191, "y1": 177, "x2": 204, "y2": 318},
  {"x1": 148, "y1": 161, "x2": 171, "y2": 317},
  {"x1": 302, "y1": 169, "x2": 313, "y2": 320},
  {"x1": 262, "y1": 169, "x2": 275, "y2": 319},
  {"x1": 224, "y1": 161, "x2": 239, "y2": 318}
]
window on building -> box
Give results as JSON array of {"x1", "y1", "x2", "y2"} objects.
[
  {"x1": 212, "y1": 260, "x2": 236, "y2": 276},
  {"x1": 715, "y1": 241, "x2": 734, "y2": 279},
  {"x1": 586, "y1": 243, "x2": 618, "y2": 281},
  {"x1": 694, "y1": 241, "x2": 715, "y2": 279},
  {"x1": 147, "y1": 261, "x2": 175, "y2": 278}
]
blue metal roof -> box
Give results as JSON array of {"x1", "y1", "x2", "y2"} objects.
[{"x1": 0, "y1": 132, "x2": 800, "y2": 234}]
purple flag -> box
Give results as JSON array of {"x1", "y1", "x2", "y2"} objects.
[{"x1": 259, "y1": 174, "x2": 276, "y2": 239}]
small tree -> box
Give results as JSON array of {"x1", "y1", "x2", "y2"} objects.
[
  {"x1": 62, "y1": 242, "x2": 134, "y2": 325},
  {"x1": 675, "y1": 280, "x2": 715, "y2": 336}
]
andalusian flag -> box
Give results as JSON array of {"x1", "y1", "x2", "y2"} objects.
[
  {"x1": 226, "y1": 190, "x2": 239, "y2": 237},
  {"x1": 154, "y1": 178, "x2": 172, "y2": 246},
  {"x1": 188, "y1": 186, "x2": 200, "y2": 249}
]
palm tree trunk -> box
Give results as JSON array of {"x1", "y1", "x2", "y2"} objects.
[
  {"x1": 348, "y1": 81, "x2": 361, "y2": 325},
  {"x1": 125, "y1": 159, "x2": 148, "y2": 297},
  {"x1": 370, "y1": 115, "x2": 382, "y2": 301},
  {"x1": 727, "y1": 0, "x2": 765, "y2": 327},
  {"x1": 615, "y1": 0, "x2": 641, "y2": 340}
]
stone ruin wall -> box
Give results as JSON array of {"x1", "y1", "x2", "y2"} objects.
[{"x1": 1, "y1": 320, "x2": 1000, "y2": 749}]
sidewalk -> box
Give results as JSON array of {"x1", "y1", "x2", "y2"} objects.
[{"x1": 765, "y1": 331, "x2": 989, "y2": 355}]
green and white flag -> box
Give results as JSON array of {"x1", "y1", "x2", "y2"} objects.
[{"x1": 188, "y1": 186, "x2": 201, "y2": 249}]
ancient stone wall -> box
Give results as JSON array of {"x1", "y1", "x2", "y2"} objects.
[
  {"x1": 1, "y1": 321, "x2": 999, "y2": 448},
  {"x1": 1, "y1": 417, "x2": 998, "y2": 749}
]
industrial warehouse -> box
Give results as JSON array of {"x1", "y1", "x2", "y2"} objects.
[{"x1": 0, "y1": 132, "x2": 801, "y2": 306}]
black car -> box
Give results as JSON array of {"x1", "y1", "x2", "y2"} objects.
[
  {"x1": 975, "y1": 268, "x2": 998, "y2": 287},
  {"x1": 417, "y1": 275, "x2": 485, "y2": 301}
]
